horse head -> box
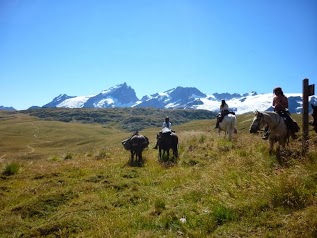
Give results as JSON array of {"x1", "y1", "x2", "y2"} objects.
[{"x1": 249, "y1": 111, "x2": 264, "y2": 133}]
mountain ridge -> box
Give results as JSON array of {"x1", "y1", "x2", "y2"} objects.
[{"x1": 2, "y1": 82, "x2": 317, "y2": 113}]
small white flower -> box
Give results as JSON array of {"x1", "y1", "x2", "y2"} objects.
[{"x1": 179, "y1": 217, "x2": 186, "y2": 223}]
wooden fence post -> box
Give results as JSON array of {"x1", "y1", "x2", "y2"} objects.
[{"x1": 302, "y1": 79, "x2": 309, "y2": 156}]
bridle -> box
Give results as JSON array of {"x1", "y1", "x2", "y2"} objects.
[
  {"x1": 254, "y1": 111, "x2": 282, "y2": 131},
  {"x1": 254, "y1": 112, "x2": 264, "y2": 131}
]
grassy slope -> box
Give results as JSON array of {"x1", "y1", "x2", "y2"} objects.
[{"x1": 0, "y1": 111, "x2": 317, "y2": 238}]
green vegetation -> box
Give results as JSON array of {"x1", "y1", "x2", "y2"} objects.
[
  {"x1": 2, "y1": 162, "x2": 20, "y2": 176},
  {"x1": 20, "y1": 107, "x2": 217, "y2": 132},
  {"x1": 0, "y1": 110, "x2": 316, "y2": 237}
]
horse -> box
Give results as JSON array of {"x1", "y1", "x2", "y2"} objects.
[
  {"x1": 121, "y1": 133, "x2": 149, "y2": 166},
  {"x1": 217, "y1": 114, "x2": 237, "y2": 141},
  {"x1": 158, "y1": 129, "x2": 179, "y2": 161},
  {"x1": 249, "y1": 110, "x2": 290, "y2": 155},
  {"x1": 311, "y1": 104, "x2": 317, "y2": 133}
]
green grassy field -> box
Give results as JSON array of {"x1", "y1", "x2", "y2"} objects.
[{"x1": 0, "y1": 110, "x2": 316, "y2": 238}]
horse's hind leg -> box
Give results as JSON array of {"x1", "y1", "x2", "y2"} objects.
[
  {"x1": 138, "y1": 151, "x2": 143, "y2": 165},
  {"x1": 130, "y1": 151, "x2": 134, "y2": 164},
  {"x1": 269, "y1": 141, "x2": 274, "y2": 155},
  {"x1": 172, "y1": 146, "x2": 178, "y2": 158}
]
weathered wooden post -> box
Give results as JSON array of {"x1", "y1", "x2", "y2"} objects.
[{"x1": 302, "y1": 78, "x2": 315, "y2": 156}]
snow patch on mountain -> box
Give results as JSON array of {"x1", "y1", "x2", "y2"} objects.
[{"x1": 58, "y1": 95, "x2": 94, "y2": 108}]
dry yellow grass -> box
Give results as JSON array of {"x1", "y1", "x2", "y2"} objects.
[{"x1": 0, "y1": 111, "x2": 316, "y2": 237}]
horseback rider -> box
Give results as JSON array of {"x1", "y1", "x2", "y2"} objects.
[
  {"x1": 262, "y1": 87, "x2": 298, "y2": 140},
  {"x1": 215, "y1": 100, "x2": 235, "y2": 129},
  {"x1": 162, "y1": 116, "x2": 172, "y2": 129},
  {"x1": 153, "y1": 116, "x2": 172, "y2": 149}
]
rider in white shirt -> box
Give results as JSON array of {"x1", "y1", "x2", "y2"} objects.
[
  {"x1": 162, "y1": 117, "x2": 172, "y2": 129},
  {"x1": 153, "y1": 117, "x2": 172, "y2": 149}
]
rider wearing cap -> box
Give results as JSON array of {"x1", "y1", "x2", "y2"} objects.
[
  {"x1": 153, "y1": 116, "x2": 172, "y2": 149},
  {"x1": 162, "y1": 116, "x2": 171, "y2": 129}
]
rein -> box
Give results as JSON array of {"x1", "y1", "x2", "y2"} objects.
[{"x1": 255, "y1": 112, "x2": 264, "y2": 131}]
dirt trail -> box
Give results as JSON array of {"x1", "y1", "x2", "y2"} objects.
[
  {"x1": 30, "y1": 122, "x2": 53, "y2": 142},
  {"x1": 0, "y1": 154, "x2": 7, "y2": 160},
  {"x1": 25, "y1": 145, "x2": 35, "y2": 155}
]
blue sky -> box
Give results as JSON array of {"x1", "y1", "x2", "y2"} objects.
[{"x1": 1, "y1": 0, "x2": 316, "y2": 110}]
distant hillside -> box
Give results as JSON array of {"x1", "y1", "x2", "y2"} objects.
[
  {"x1": 0, "y1": 105, "x2": 16, "y2": 111},
  {"x1": 21, "y1": 108, "x2": 217, "y2": 132}
]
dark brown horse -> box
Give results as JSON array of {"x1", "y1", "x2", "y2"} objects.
[
  {"x1": 311, "y1": 104, "x2": 317, "y2": 133},
  {"x1": 158, "y1": 131, "x2": 178, "y2": 160},
  {"x1": 122, "y1": 133, "x2": 149, "y2": 165}
]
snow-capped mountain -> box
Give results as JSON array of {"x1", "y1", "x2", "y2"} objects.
[
  {"x1": 43, "y1": 83, "x2": 138, "y2": 108},
  {"x1": 42, "y1": 82, "x2": 317, "y2": 114}
]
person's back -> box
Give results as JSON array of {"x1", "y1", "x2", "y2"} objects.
[
  {"x1": 220, "y1": 101, "x2": 229, "y2": 112},
  {"x1": 162, "y1": 117, "x2": 171, "y2": 129},
  {"x1": 153, "y1": 117, "x2": 172, "y2": 149},
  {"x1": 215, "y1": 100, "x2": 229, "y2": 128}
]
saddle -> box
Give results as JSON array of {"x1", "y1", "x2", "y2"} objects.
[
  {"x1": 218, "y1": 110, "x2": 235, "y2": 123},
  {"x1": 161, "y1": 127, "x2": 172, "y2": 134},
  {"x1": 277, "y1": 111, "x2": 300, "y2": 133}
]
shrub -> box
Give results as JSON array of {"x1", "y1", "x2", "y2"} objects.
[
  {"x1": 64, "y1": 154, "x2": 73, "y2": 160},
  {"x1": 154, "y1": 199, "x2": 166, "y2": 215},
  {"x1": 3, "y1": 162, "x2": 20, "y2": 176},
  {"x1": 212, "y1": 203, "x2": 235, "y2": 226}
]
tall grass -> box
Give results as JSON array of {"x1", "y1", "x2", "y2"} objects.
[{"x1": 0, "y1": 111, "x2": 316, "y2": 237}]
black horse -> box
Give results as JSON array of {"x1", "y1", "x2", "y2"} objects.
[
  {"x1": 311, "y1": 104, "x2": 317, "y2": 133},
  {"x1": 158, "y1": 131, "x2": 178, "y2": 161},
  {"x1": 122, "y1": 132, "x2": 149, "y2": 166}
]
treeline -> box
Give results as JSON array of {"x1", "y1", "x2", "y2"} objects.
[{"x1": 21, "y1": 107, "x2": 217, "y2": 131}]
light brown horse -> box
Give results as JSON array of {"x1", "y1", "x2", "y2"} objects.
[{"x1": 249, "y1": 111, "x2": 289, "y2": 154}]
